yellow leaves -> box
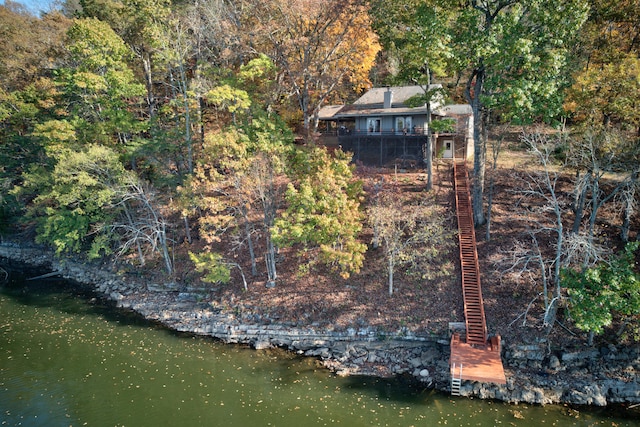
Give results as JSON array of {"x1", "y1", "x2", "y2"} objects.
[
  {"x1": 248, "y1": 0, "x2": 380, "y2": 126},
  {"x1": 274, "y1": 146, "x2": 366, "y2": 278},
  {"x1": 68, "y1": 18, "x2": 132, "y2": 70},
  {"x1": 34, "y1": 120, "x2": 78, "y2": 155},
  {"x1": 205, "y1": 85, "x2": 251, "y2": 114},
  {"x1": 566, "y1": 52, "x2": 640, "y2": 126}
]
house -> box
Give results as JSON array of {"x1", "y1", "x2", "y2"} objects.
[{"x1": 318, "y1": 85, "x2": 473, "y2": 167}]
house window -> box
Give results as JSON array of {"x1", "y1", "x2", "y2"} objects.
[
  {"x1": 396, "y1": 116, "x2": 412, "y2": 135},
  {"x1": 367, "y1": 118, "x2": 381, "y2": 133}
]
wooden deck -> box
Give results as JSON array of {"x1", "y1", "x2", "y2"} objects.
[
  {"x1": 450, "y1": 161, "x2": 506, "y2": 389},
  {"x1": 450, "y1": 334, "x2": 507, "y2": 384}
]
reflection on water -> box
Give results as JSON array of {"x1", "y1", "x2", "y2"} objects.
[{"x1": 1, "y1": 269, "x2": 638, "y2": 426}]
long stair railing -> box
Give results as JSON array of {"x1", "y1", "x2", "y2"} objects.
[{"x1": 453, "y1": 161, "x2": 488, "y2": 347}]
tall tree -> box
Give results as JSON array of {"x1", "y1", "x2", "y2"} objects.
[
  {"x1": 79, "y1": 0, "x2": 172, "y2": 118},
  {"x1": 273, "y1": 147, "x2": 367, "y2": 279},
  {"x1": 449, "y1": 0, "x2": 589, "y2": 226},
  {"x1": 154, "y1": 16, "x2": 201, "y2": 174},
  {"x1": 190, "y1": 117, "x2": 291, "y2": 286},
  {"x1": 189, "y1": 57, "x2": 293, "y2": 285},
  {"x1": 371, "y1": 0, "x2": 453, "y2": 191},
  {"x1": 56, "y1": 17, "x2": 147, "y2": 152},
  {"x1": 242, "y1": 0, "x2": 380, "y2": 139},
  {"x1": 518, "y1": 131, "x2": 568, "y2": 328},
  {"x1": 0, "y1": 5, "x2": 70, "y2": 223}
]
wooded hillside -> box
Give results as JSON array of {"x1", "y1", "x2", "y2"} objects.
[{"x1": 1, "y1": 0, "x2": 639, "y2": 346}]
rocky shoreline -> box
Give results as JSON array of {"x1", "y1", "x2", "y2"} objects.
[{"x1": 1, "y1": 241, "x2": 639, "y2": 407}]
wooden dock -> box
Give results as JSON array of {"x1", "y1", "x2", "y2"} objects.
[
  {"x1": 450, "y1": 161, "x2": 506, "y2": 392},
  {"x1": 450, "y1": 334, "x2": 506, "y2": 385}
]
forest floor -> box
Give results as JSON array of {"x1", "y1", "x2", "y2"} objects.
[{"x1": 148, "y1": 135, "x2": 637, "y2": 350}]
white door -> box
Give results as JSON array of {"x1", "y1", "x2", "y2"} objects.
[{"x1": 443, "y1": 140, "x2": 454, "y2": 158}]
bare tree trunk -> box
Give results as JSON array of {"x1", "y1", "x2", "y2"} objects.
[
  {"x1": 228, "y1": 262, "x2": 248, "y2": 291},
  {"x1": 425, "y1": 133, "x2": 433, "y2": 191},
  {"x1": 588, "y1": 171, "x2": 601, "y2": 240},
  {"x1": 485, "y1": 177, "x2": 494, "y2": 241},
  {"x1": 183, "y1": 215, "x2": 192, "y2": 244},
  {"x1": 370, "y1": 180, "x2": 383, "y2": 249},
  {"x1": 265, "y1": 235, "x2": 277, "y2": 286},
  {"x1": 521, "y1": 131, "x2": 566, "y2": 330},
  {"x1": 123, "y1": 202, "x2": 145, "y2": 266},
  {"x1": 239, "y1": 204, "x2": 258, "y2": 276},
  {"x1": 158, "y1": 220, "x2": 173, "y2": 275},
  {"x1": 466, "y1": 66, "x2": 487, "y2": 227},
  {"x1": 177, "y1": 63, "x2": 194, "y2": 174},
  {"x1": 424, "y1": 67, "x2": 433, "y2": 191},
  {"x1": 620, "y1": 171, "x2": 638, "y2": 242},
  {"x1": 254, "y1": 156, "x2": 279, "y2": 286},
  {"x1": 485, "y1": 137, "x2": 502, "y2": 241},
  {"x1": 142, "y1": 53, "x2": 156, "y2": 119},
  {"x1": 388, "y1": 255, "x2": 394, "y2": 296},
  {"x1": 571, "y1": 170, "x2": 589, "y2": 234}
]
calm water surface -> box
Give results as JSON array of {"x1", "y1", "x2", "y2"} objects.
[{"x1": 1, "y1": 266, "x2": 638, "y2": 426}]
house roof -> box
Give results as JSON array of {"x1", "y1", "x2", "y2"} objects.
[
  {"x1": 318, "y1": 85, "x2": 473, "y2": 121},
  {"x1": 320, "y1": 85, "x2": 446, "y2": 120},
  {"x1": 318, "y1": 105, "x2": 345, "y2": 120},
  {"x1": 434, "y1": 104, "x2": 473, "y2": 116},
  {"x1": 353, "y1": 85, "x2": 440, "y2": 106},
  {"x1": 335, "y1": 105, "x2": 428, "y2": 118}
]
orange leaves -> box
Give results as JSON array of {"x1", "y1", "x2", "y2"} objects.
[{"x1": 242, "y1": 0, "x2": 380, "y2": 132}]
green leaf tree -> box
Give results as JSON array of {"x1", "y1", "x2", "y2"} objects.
[
  {"x1": 371, "y1": 0, "x2": 453, "y2": 84},
  {"x1": 0, "y1": 78, "x2": 62, "y2": 229},
  {"x1": 19, "y1": 144, "x2": 127, "y2": 257},
  {"x1": 563, "y1": 242, "x2": 640, "y2": 344},
  {"x1": 17, "y1": 143, "x2": 174, "y2": 272},
  {"x1": 449, "y1": 0, "x2": 589, "y2": 226},
  {"x1": 371, "y1": 0, "x2": 455, "y2": 190},
  {"x1": 59, "y1": 17, "x2": 147, "y2": 152},
  {"x1": 79, "y1": 0, "x2": 172, "y2": 118},
  {"x1": 189, "y1": 251, "x2": 248, "y2": 291},
  {"x1": 273, "y1": 147, "x2": 366, "y2": 279}
]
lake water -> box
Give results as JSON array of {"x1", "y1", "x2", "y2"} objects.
[{"x1": 1, "y1": 265, "x2": 638, "y2": 426}]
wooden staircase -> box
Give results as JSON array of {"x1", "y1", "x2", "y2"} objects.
[
  {"x1": 453, "y1": 161, "x2": 487, "y2": 346},
  {"x1": 449, "y1": 161, "x2": 507, "y2": 392}
]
